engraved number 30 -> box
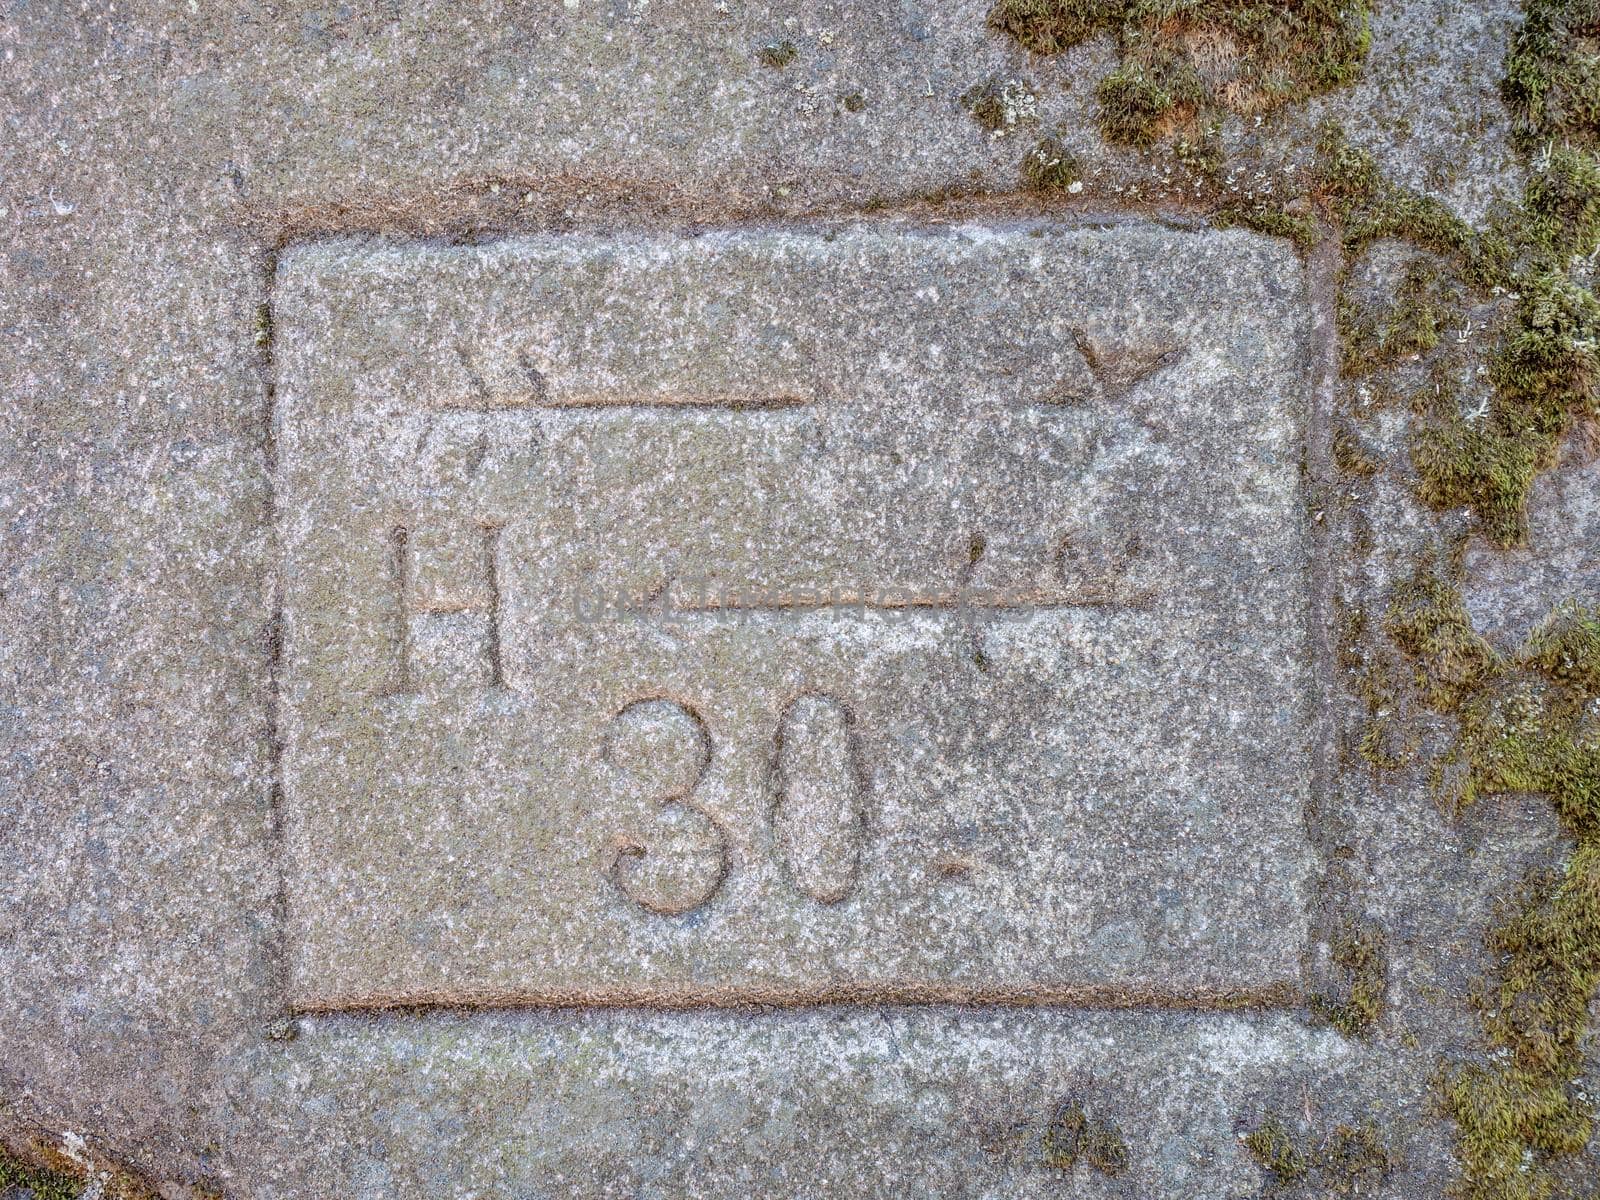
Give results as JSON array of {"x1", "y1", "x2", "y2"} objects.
[{"x1": 602, "y1": 694, "x2": 864, "y2": 916}]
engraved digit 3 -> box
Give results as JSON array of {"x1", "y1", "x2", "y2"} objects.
[{"x1": 602, "y1": 699, "x2": 730, "y2": 916}]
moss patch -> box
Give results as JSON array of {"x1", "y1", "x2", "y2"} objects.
[
  {"x1": 1020, "y1": 132, "x2": 1083, "y2": 191},
  {"x1": 1316, "y1": 87, "x2": 1600, "y2": 550},
  {"x1": 1413, "y1": 264, "x2": 1600, "y2": 547},
  {"x1": 1312, "y1": 127, "x2": 1491, "y2": 280},
  {"x1": 1503, "y1": 0, "x2": 1600, "y2": 153},
  {"x1": 0, "y1": 1149, "x2": 84, "y2": 1200},
  {"x1": 1340, "y1": 256, "x2": 1465, "y2": 377},
  {"x1": 1041, "y1": 1099, "x2": 1129, "y2": 1176},
  {"x1": 1310, "y1": 919, "x2": 1388, "y2": 1038},
  {"x1": 961, "y1": 76, "x2": 1039, "y2": 135},
  {"x1": 987, "y1": 0, "x2": 1373, "y2": 146},
  {"x1": 1243, "y1": 1117, "x2": 1308, "y2": 1183},
  {"x1": 0, "y1": 1141, "x2": 182, "y2": 1200},
  {"x1": 1243, "y1": 1115, "x2": 1398, "y2": 1194},
  {"x1": 1384, "y1": 579, "x2": 1600, "y2": 1198},
  {"x1": 1213, "y1": 198, "x2": 1317, "y2": 251},
  {"x1": 1385, "y1": 564, "x2": 1500, "y2": 714}
]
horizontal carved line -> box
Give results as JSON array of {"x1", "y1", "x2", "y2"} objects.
[
  {"x1": 290, "y1": 980, "x2": 1302, "y2": 1017},
  {"x1": 434, "y1": 393, "x2": 814, "y2": 412},
  {"x1": 661, "y1": 590, "x2": 1154, "y2": 614}
]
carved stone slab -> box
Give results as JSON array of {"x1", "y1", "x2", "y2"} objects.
[{"x1": 273, "y1": 224, "x2": 1314, "y2": 1012}]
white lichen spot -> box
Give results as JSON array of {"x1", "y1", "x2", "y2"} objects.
[
  {"x1": 60, "y1": 1131, "x2": 109, "y2": 1200},
  {"x1": 988, "y1": 79, "x2": 1038, "y2": 139}
]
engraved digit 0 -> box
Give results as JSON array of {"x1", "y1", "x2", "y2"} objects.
[
  {"x1": 773, "y1": 694, "x2": 864, "y2": 904},
  {"x1": 602, "y1": 699, "x2": 730, "y2": 916}
]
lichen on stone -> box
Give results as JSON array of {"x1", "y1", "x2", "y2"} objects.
[
  {"x1": 960, "y1": 76, "x2": 1040, "y2": 136},
  {"x1": 1020, "y1": 132, "x2": 1083, "y2": 191}
]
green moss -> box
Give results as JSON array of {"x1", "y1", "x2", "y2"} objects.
[
  {"x1": 1242, "y1": 1116, "x2": 1396, "y2": 1193},
  {"x1": 1020, "y1": 133, "x2": 1082, "y2": 192},
  {"x1": 1320, "y1": 1123, "x2": 1400, "y2": 1189},
  {"x1": 987, "y1": 0, "x2": 1103, "y2": 53},
  {"x1": 1441, "y1": 850, "x2": 1600, "y2": 1198},
  {"x1": 1446, "y1": 606, "x2": 1600, "y2": 836},
  {"x1": 986, "y1": 0, "x2": 1373, "y2": 145},
  {"x1": 1094, "y1": 65, "x2": 1176, "y2": 148},
  {"x1": 1041, "y1": 1100, "x2": 1129, "y2": 1177},
  {"x1": 1316, "y1": 110, "x2": 1600, "y2": 548},
  {"x1": 1341, "y1": 256, "x2": 1464, "y2": 377},
  {"x1": 1409, "y1": 267, "x2": 1600, "y2": 546},
  {"x1": 1525, "y1": 145, "x2": 1600, "y2": 259},
  {"x1": 252, "y1": 301, "x2": 273, "y2": 349},
  {"x1": 1392, "y1": 590, "x2": 1600, "y2": 1196},
  {"x1": 1214, "y1": 199, "x2": 1317, "y2": 251},
  {"x1": 1523, "y1": 601, "x2": 1600, "y2": 694},
  {"x1": 1332, "y1": 422, "x2": 1379, "y2": 477},
  {"x1": 1384, "y1": 567, "x2": 1501, "y2": 713},
  {"x1": 0, "y1": 1150, "x2": 83, "y2": 1200},
  {"x1": 962, "y1": 77, "x2": 1010, "y2": 132},
  {"x1": 1358, "y1": 711, "x2": 1418, "y2": 771},
  {"x1": 756, "y1": 39, "x2": 797, "y2": 68},
  {"x1": 1244, "y1": 1117, "x2": 1309, "y2": 1183},
  {"x1": 1503, "y1": 0, "x2": 1600, "y2": 152},
  {"x1": 1310, "y1": 920, "x2": 1388, "y2": 1037},
  {"x1": 1441, "y1": 1061, "x2": 1592, "y2": 1200},
  {"x1": 840, "y1": 91, "x2": 866, "y2": 113},
  {"x1": 1313, "y1": 128, "x2": 1490, "y2": 280}
]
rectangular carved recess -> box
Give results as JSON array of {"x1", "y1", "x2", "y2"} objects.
[{"x1": 272, "y1": 224, "x2": 1317, "y2": 1014}]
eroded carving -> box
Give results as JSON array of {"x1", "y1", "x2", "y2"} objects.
[
  {"x1": 1039, "y1": 329, "x2": 1188, "y2": 404},
  {"x1": 384, "y1": 520, "x2": 505, "y2": 692},
  {"x1": 774, "y1": 694, "x2": 864, "y2": 905},
  {"x1": 603, "y1": 699, "x2": 730, "y2": 916}
]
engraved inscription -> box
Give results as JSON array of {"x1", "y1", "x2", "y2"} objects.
[
  {"x1": 385, "y1": 520, "x2": 505, "y2": 692},
  {"x1": 275, "y1": 225, "x2": 1317, "y2": 1010},
  {"x1": 774, "y1": 695, "x2": 864, "y2": 905},
  {"x1": 603, "y1": 699, "x2": 730, "y2": 916}
]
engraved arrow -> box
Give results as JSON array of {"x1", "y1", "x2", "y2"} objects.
[{"x1": 1039, "y1": 328, "x2": 1188, "y2": 404}]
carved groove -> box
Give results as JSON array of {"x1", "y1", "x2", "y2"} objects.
[
  {"x1": 385, "y1": 525, "x2": 413, "y2": 694},
  {"x1": 381, "y1": 519, "x2": 506, "y2": 692},
  {"x1": 480, "y1": 521, "x2": 505, "y2": 689},
  {"x1": 291, "y1": 980, "x2": 1306, "y2": 1017},
  {"x1": 603, "y1": 699, "x2": 730, "y2": 916},
  {"x1": 774, "y1": 694, "x2": 864, "y2": 905},
  {"x1": 1038, "y1": 329, "x2": 1188, "y2": 404}
]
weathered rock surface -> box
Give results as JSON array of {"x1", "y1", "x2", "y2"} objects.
[
  {"x1": 2, "y1": 2, "x2": 1590, "y2": 1198},
  {"x1": 276, "y1": 225, "x2": 1312, "y2": 1012}
]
